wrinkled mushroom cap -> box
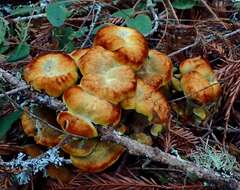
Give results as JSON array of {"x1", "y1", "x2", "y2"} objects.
[
  {"x1": 62, "y1": 138, "x2": 97, "y2": 157},
  {"x1": 137, "y1": 49, "x2": 173, "y2": 89},
  {"x1": 94, "y1": 25, "x2": 148, "y2": 70},
  {"x1": 24, "y1": 52, "x2": 78, "y2": 97},
  {"x1": 63, "y1": 85, "x2": 121, "y2": 126},
  {"x1": 71, "y1": 141, "x2": 124, "y2": 172},
  {"x1": 180, "y1": 57, "x2": 221, "y2": 104},
  {"x1": 180, "y1": 56, "x2": 215, "y2": 80},
  {"x1": 78, "y1": 46, "x2": 136, "y2": 104},
  {"x1": 57, "y1": 111, "x2": 98, "y2": 138},
  {"x1": 121, "y1": 79, "x2": 170, "y2": 125},
  {"x1": 181, "y1": 71, "x2": 221, "y2": 104}
]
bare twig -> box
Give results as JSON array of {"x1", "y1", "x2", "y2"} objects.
[
  {"x1": 81, "y1": 3, "x2": 102, "y2": 48},
  {"x1": 199, "y1": 0, "x2": 228, "y2": 29},
  {"x1": 162, "y1": 0, "x2": 179, "y2": 24},
  {"x1": 0, "y1": 85, "x2": 30, "y2": 99},
  {"x1": 168, "y1": 28, "x2": 240, "y2": 57},
  {"x1": 12, "y1": 13, "x2": 47, "y2": 22},
  {"x1": 145, "y1": 1, "x2": 159, "y2": 37}
]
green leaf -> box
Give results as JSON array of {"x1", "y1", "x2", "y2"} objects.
[
  {"x1": 0, "y1": 110, "x2": 22, "y2": 140},
  {"x1": 46, "y1": 3, "x2": 68, "y2": 27},
  {"x1": 72, "y1": 26, "x2": 88, "y2": 38},
  {"x1": 172, "y1": 0, "x2": 198, "y2": 10},
  {"x1": 126, "y1": 14, "x2": 152, "y2": 35},
  {"x1": 0, "y1": 19, "x2": 7, "y2": 44},
  {"x1": 0, "y1": 41, "x2": 9, "y2": 54},
  {"x1": 112, "y1": 8, "x2": 134, "y2": 19},
  {"x1": 53, "y1": 27, "x2": 74, "y2": 49},
  {"x1": 11, "y1": 5, "x2": 41, "y2": 16},
  {"x1": 63, "y1": 41, "x2": 75, "y2": 53},
  {"x1": 7, "y1": 42, "x2": 30, "y2": 62}
]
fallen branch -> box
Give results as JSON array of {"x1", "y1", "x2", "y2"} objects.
[
  {"x1": 0, "y1": 85, "x2": 30, "y2": 99},
  {"x1": 99, "y1": 127, "x2": 240, "y2": 190},
  {"x1": 0, "y1": 146, "x2": 71, "y2": 185},
  {"x1": 0, "y1": 68, "x2": 64, "y2": 111}
]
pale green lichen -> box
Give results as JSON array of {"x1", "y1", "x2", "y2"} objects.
[{"x1": 191, "y1": 146, "x2": 237, "y2": 174}]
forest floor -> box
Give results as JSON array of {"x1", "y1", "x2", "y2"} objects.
[{"x1": 0, "y1": 0, "x2": 240, "y2": 190}]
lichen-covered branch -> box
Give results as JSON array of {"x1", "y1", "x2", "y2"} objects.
[
  {"x1": 0, "y1": 147, "x2": 71, "y2": 185},
  {"x1": 99, "y1": 127, "x2": 240, "y2": 190},
  {"x1": 0, "y1": 68, "x2": 65, "y2": 111}
]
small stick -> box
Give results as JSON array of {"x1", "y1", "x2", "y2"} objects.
[{"x1": 0, "y1": 85, "x2": 30, "y2": 99}]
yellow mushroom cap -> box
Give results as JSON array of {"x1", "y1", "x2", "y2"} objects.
[
  {"x1": 62, "y1": 138, "x2": 97, "y2": 157},
  {"x1": 180, "y1": 56, "x2": 207, "y2": 74},
  {"x1": 137, "y1": 49, "x2": 173, "y2": 89},
  {"x1": 181, "y1": 71, "x2": 221, "y2": 104},
  {"x1": 121, "y1": 79, "x2": 170, "y2": 125},
  {"x1": 78, "y1": 46, "x2": 136, "y2": 104},
  {"x1": 94, "y1": 25, "x2": 148, "y2": 70},
  {"x1": 57, "y1": 111, "x2": 98, "y2": 138},
  {"x1": 24, "y1": 52, "x2": 78, "y2": 97},
  {"x1": 70, "y1": 141, "x2": 125, "y2": 172},
  {"x1": 63, "y1": 85, "x2": 121, "y2": 126},
  {"x1": 180, "y1": 56, "x2": 214, "y2": 79}
]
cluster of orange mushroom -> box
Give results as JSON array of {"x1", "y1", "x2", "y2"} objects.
[{"x1": 21, "y1": 25, "x2": 221, "y2": 173}]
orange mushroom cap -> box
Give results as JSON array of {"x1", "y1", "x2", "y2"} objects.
[
  {"x1": 70, "y1": 141, "x2": 124, "y2": 173},
  {"x1": 137, "y1": 49, "x2": 173, "y2": 89},
  {"x1": 63, "y1": 85, "x2": 121, "y2": 126},
  {"x1": 121, "y1": 79, "x2": 170, "y2": 125},
  {"x1": 57, "y1": 111, "x2": 98, "y2": 138},
  {"x1": 180, "y1": 57, "x2": 221, "y2": 104},
  {"x1": 24, "y1": 52, "x2": 78, "y2": 97},
  {"x1": 34, "y1": 127, "x2": 62, "y2": 147},
  {"x1": 181, "y1": 71, "x2": 221, "y2": 104},
  {"x1": 78, "y1": 46, "x2": 136, "y2": 104},
  {"x1": 62, "y1": 138, "x2": 97, "y2": 157},
  {"x1": 94, "y1": 25, "x2": 148, "y2": 70}
]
